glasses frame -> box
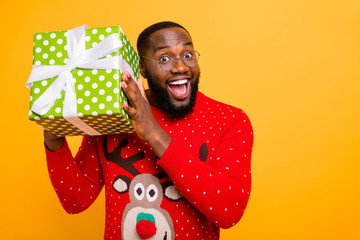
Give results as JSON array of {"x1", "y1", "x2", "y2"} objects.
[{"x1": 141, "y1": 50, "x2": 200, "y2": 71}]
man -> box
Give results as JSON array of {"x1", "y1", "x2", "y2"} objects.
[{"x1": 44, "y1": 21, "x2": 253, "y2": 240}]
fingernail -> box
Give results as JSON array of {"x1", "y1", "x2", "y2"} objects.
[{"x1": 121, "y1": 81, "x2": 127, "y2": 88}]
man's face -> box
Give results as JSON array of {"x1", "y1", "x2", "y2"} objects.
[{"x1": 141, "y1": 27, "x2": 200, "y2": 118}]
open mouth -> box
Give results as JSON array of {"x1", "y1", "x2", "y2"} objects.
[
  {"x1": 167, "y1": 79, "x2": 190, "y2": 101},
  {"x1": 163, "y1": 231, "x2": 167, "y2": 240}
]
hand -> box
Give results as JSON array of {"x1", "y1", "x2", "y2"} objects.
[
  {"x1": 121, "y1": 72, "x2": 171, "y2": 158},
  {"x1": 44, "y1": 129, "x2": 65, "y2": 152}
]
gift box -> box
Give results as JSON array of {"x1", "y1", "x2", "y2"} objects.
[{"x1": 26, "y1": 25, "x2": 139, "y2": 137}]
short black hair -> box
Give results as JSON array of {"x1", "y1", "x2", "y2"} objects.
[{"x1": 137, "y1": 21, "x2": 190, "y2": 57}]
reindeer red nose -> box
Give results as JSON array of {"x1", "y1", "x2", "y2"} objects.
[{"x1": 136, "y1": 212, "x2": 157, "y2": 239}]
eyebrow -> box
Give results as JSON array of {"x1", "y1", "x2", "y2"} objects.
[{"x1": 154, "y1": 41, "x2": 193, "y2": 52}]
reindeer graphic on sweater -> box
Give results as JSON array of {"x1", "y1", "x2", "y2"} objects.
[{"x1": 103, "y1": 137, "x2": 183, "y2": 240}]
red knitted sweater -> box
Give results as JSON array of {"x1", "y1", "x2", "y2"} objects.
[{"x1": 45, "y1": 92, "x2": 253, "y2": 240}]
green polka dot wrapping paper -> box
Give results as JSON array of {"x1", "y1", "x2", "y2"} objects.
[{"x1": 27, "y1": 25, "x2": 139, "y2": 137}]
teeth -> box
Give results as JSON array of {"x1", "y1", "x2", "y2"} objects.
[{"x1": 169, "y1": 79, "x2": 187, "y2": 85}]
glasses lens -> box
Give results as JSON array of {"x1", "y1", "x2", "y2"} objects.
[
  {"x1": 160, "y1": 61, "x2": 174, "y2": 71},
  {"x1": 183, "y1": 50, "x2": 199, "y2": 67}
]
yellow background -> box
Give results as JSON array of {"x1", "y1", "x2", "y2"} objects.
[{"x1": 1, "y1": 0, "x2": 359, "y2": 239}]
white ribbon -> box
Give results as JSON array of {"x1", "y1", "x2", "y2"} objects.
[{"x1": 26, "y1": 25, "x2": 135, "y2": 135}]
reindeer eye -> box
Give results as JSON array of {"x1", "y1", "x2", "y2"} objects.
[
  {"x1": 134, "y1": 183, "x2": 145, "y2": 200},
  {"x1": 146, "y1": 184, "x2": 158, "y2": 202}
]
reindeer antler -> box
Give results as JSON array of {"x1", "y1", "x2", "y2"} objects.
[{"x1": 103, "y1": 137, "x2": 145, "y2": 176}]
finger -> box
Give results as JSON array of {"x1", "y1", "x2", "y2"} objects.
[
  {"x1": 122, "y1": 101, "x2": 136, "y2": 119},
  {"x1": 121, "y1": 72, "x2": 141, "y2": 108}
]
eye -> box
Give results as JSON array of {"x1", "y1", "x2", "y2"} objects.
[
  {"x1": 134, "y1": 183, "x2": 145, "y2": 200},
  {"x1": 159, "y1": 56, "x2": 171, "y2": 62},
  {"x1": 146, "y1": 184, "x2": 158, "y2": 202},
  {"x1": 184, "y1": 51, "x2": 193, "y2": 59}
]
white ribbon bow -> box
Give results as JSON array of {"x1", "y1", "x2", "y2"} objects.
[{"x1": 26, "y1": 25, "x2": 134, "y2": 135}]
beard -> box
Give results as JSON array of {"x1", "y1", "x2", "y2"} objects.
[{"x1": 146, "y1": 72, "x2": 200, "y2": 119}]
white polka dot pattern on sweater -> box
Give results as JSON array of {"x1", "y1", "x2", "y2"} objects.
[{"x1": 45, "y1": 92, "x2": 253, "y2": 239}]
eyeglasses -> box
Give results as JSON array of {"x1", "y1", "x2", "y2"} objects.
[{"x1": 142, "y1": 50, "x2": 200, "y2": 71}]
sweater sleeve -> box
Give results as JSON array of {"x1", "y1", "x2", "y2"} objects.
[
  {"x1": 157, "y1": 111, "x2": 253, "y2": 228},
  {"x1": 45, "y1": 136, "x2": 104, "y2": 214}
]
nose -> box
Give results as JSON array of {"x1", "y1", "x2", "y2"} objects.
[
  {"x1": 136, "y1": 212, "x2": 157, "y2": 239},
  {"x1": 170, "y1": 56, "x2": 189, "y2": 74}
]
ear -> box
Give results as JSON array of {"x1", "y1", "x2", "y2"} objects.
[
  {"x1": 139, "y1": 59, "x2": 147, "y2": 79},
  {"x1": 113, "y1": 175, "x2": 131, "y2": 194},
  {"x1": 162, "y1": 182, "x2": 183, "y2": 202}
]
